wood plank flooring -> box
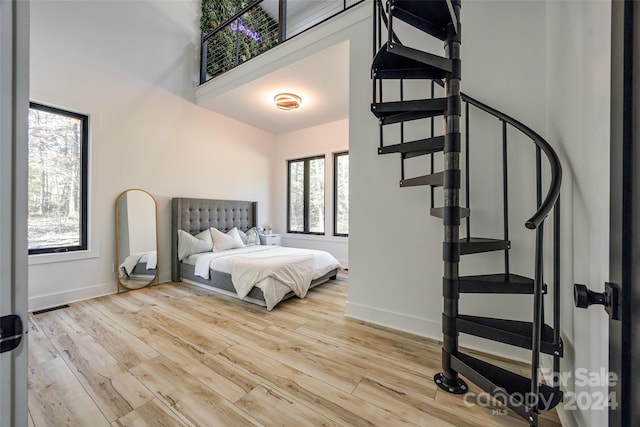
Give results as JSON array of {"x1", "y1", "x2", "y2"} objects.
[{"x1": 28, "y1": 273, "x2": 562, "y2": 426}]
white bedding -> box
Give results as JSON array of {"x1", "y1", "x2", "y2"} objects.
[
  {"x1": 119, "y1": 251, "x2": 157, "y2": 277},
  {"x1": 184, "y1": 246, "x2": 340, "y2": 310}
]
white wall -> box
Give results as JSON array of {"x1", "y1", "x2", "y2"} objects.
[
  {"x1": 28, "y1": 0, "x2": 276, "y2": 310},
  {"x1": 546, "y1": 2, "x2": 611, "y2": 426},
  {"x1": 272, "y1": 119, "x2": 349, "y2": 266}
]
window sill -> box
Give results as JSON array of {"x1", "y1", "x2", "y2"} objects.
[
  {"x1": 28, "y1": 247, "x2": 100, "y2": 265},
  {"x1": 284, "y1": 234, "x2": 348, "y2": 244}
]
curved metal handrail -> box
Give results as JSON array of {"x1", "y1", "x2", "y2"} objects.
[
  {"x1": 460, "y1": 92, "x2": 562, "y2": 229},
  {"x1": 433, "y1": 79, "x2": 562, "y2": 230}
]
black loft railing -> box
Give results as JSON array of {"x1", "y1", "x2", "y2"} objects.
[{"x1": 200, "y1": 0, "x2": 364, "y2": 85}]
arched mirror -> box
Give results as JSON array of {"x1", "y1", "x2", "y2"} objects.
[{"x1": 116, "y1": 189, "x2": 158, "y2": 292}]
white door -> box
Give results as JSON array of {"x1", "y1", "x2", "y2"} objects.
[{"x1": 0, "y1": 1, "x2": 29, "y2": 426}]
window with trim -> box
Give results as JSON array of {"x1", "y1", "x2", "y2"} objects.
[
  {"x1": 288, "y1": 155, "x2": 325, "y2": 234},
  {"x1": 28, "y1": 103, "x2": 88, "y2": 254},
  {"x1": 334, "y1": 151, "x2": 349, "y2": 236}
]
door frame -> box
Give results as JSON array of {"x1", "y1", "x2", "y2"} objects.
[
  {"x1": 0, "y1": 1, "x2": 30, "y2": 426},
  {"x1": 609, "y1": 0, "x2": 638, "y2": 425}
]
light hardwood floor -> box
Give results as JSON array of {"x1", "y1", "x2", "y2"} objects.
[{"x1": 28, "y1": 273, "x2": 561, "y2": 426}]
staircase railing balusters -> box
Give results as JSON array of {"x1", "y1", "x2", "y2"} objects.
[
  {"x1": 536, "y1": 146, "x2": 542, "y2": 207},
  {"x1": 531, "y1": 223, "x2": 545, "y2": 425},
  {"x1": 431, "y1": 80, "x2": 436, "y2": 210},
  {"x1": 465, "y1": 101, "x2": 470, "y2": 240},
  {"x1": 535, "y1": 145, "x2": 544, "y2": 329},
  {"x1": 373, "y1": 0, "x2": 377, "y2": 59},
  {"x1": 553, "y1": 198, "x2": 561, "y2": 390},
  {"x1": 400, "y1": 79, "x2": 405, "y2": 180},
  {"x1": 386, "y1": 0, "x2": 394, "y2": 47},
  {"x1": 503, "y1": 120, "x2": 510, "y2": 275}
]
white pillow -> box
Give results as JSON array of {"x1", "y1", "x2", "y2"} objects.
[
  {"x1": 210, "y1": 227, "x2": 245, "y2": 252},
  {"x1": 177, "y1": 229, "x2": 213, "y2": 261},
  {"x1": 238, "y1": 227, "x2": 261, "y2": 246}
]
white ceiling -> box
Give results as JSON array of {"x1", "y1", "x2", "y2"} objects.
[{"x1": 197, "y1": 41, "x2": 350, "y2": 135}]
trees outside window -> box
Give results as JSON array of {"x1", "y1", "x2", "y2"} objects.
[
  {"x1": 288, "y1": 156, "x2": 325, "y2": 234},
  {"x1": 28, "y1": 103, "x2": 88, "y2": 254},
  {"x1": 334, "y1": 151, "x2": 349, "y2": 236}
]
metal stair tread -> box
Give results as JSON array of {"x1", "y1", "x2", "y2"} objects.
[
  {"x1": 451, "y1": 352, "x2": 563, "y2": 419},
  {"x1": 430, "y1": 206, "x2": 470, "y2": 219},
  {"x1": 458, "y1": 273, "x2": 546, "y2": 294},
  {"x1": 390, "y1": 0, "x2": 458, "y2": 41},
  {"x1": 456, "y1": 314, "x2": 562, "y2": 356},
  {"x1": 372, "y1": 99, "x2": 447, "y2": 125},
  {"x1": 372, "y1": 43, "x2": 450, "y2": 80},
  {"x1": 371, "y1": 98, "x2": 447, "y2": 117},
  {"x1": 378, "y1": 136, "x2": 444, "y2": 156},
  {"x1": 459, "y1": 237, "x2": 510, "y2": 255},
  {"x1": 387, "y1": 43, "x2": 453, "y2": 73},
  {"x1": 379, "y1": 110, "x2": 447, "y2": 126},
  {"x1": 400, "y1": 172, "x2": 443, "y2": 188}
]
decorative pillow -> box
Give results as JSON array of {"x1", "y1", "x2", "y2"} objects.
[
  {"x1": 210, "y1": 227, "x2": 245, "y2": 252},
  {"x1": 177, "y1": 229, "x2": 213, "y2": 261},
  {"x1": 238, "y1": 227, "x2": 261, "y2": 246}
]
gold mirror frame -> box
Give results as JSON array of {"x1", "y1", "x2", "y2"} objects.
[{"x1": 115, "y1": 188, "x2": 158, "y2": 292}]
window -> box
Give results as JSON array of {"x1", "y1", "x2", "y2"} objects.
[
  {"x1": 288, "y1": 155, "x2": 325, "y2": 234},
  {"x1": 28, "y1": 103, "x2": 88, "y2": 254},
  {"x1": 334, "y1": 151, "x2": 349, "y2": 236}
]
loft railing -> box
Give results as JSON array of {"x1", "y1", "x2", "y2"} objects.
[{"x1": 200, "y1": 0, "x2": 364, "y2": 85}]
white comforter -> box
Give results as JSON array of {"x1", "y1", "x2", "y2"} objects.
[
  {"x1": 184, "y1": 246, "x2": 340, "y2": 310},
  {"x1": 119, "y1": 251, "x2": 157, "y2": 277}
]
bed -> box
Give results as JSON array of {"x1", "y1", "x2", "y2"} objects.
[{"x1": 171, "y1": 198, "x2": 341, "y2": 310}]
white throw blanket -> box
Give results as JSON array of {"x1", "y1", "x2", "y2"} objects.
[
  {"x1": 229, "y1": 252, "x2": 315, "y2": 300},
  {"x1": 119, "y1": 251, "x2": 157, "y2": 276},
  {"x1": 185, "y1": 246, "x2": 340, "y2": 310}
]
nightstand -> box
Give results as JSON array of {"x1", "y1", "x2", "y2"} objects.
[{"x1": 259, "y1": 233, "x2": 282, "y2": 246}]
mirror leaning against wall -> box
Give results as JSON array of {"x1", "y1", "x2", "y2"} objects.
[{"x1": 115, "y1": 189, "x2": 158, "y2": 292}]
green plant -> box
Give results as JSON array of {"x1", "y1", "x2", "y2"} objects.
[{"x1": 201, "y1": 0, "x2": 279, "y2": 78}]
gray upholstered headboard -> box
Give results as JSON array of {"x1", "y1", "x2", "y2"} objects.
[{"x1": 171, "y1": 198, "x2": 258, "y2": 281}]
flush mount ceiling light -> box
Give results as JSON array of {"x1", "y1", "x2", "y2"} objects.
[{"x1": 274, "y1": 93, "x2": 302, "y2": 110}]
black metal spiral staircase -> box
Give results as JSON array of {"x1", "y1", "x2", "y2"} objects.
[{"x1": 371, "y1": 1, "x2": 563, "y2": 426}]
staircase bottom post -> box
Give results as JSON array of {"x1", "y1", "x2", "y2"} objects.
[{"x1": 435, "y1": 267, "x2": 468, "y2": 394}]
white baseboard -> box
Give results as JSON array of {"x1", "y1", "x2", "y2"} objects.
[
  {"x1": 29, "y1": 282, "x2": 116, "y2": 312},
  {"x1": 29, "y1": 271, "x2": 173, "y2": 312},
  {"x1": 345, "y1": 301, "x2": 531, "y2": 364},
  {"x1": 345, "y1": 301, "x2": 442, "y2": 338}
]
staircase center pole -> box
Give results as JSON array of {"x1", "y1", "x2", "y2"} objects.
[{"x1": 435, "y1": 0, "x2": 467, "y2": 394}]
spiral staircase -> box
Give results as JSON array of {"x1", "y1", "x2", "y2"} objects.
[{"x1": 370, "y1": 1, "x2": 563, "y2": 425}]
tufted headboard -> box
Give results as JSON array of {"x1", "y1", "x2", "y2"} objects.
[{"x1": 171, "y1": 198, "x2": 258, "y2": 281}]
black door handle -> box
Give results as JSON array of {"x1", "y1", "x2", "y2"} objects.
[
  {"x1": 574, "y1": 284, "x2": 607, "y2": 308},
  {"x1": 0, "y1": 314, "x2": 23, "y2": 353},
  {"x1": 574, "y1": 282, "x2": 621, "y2": 321}
]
